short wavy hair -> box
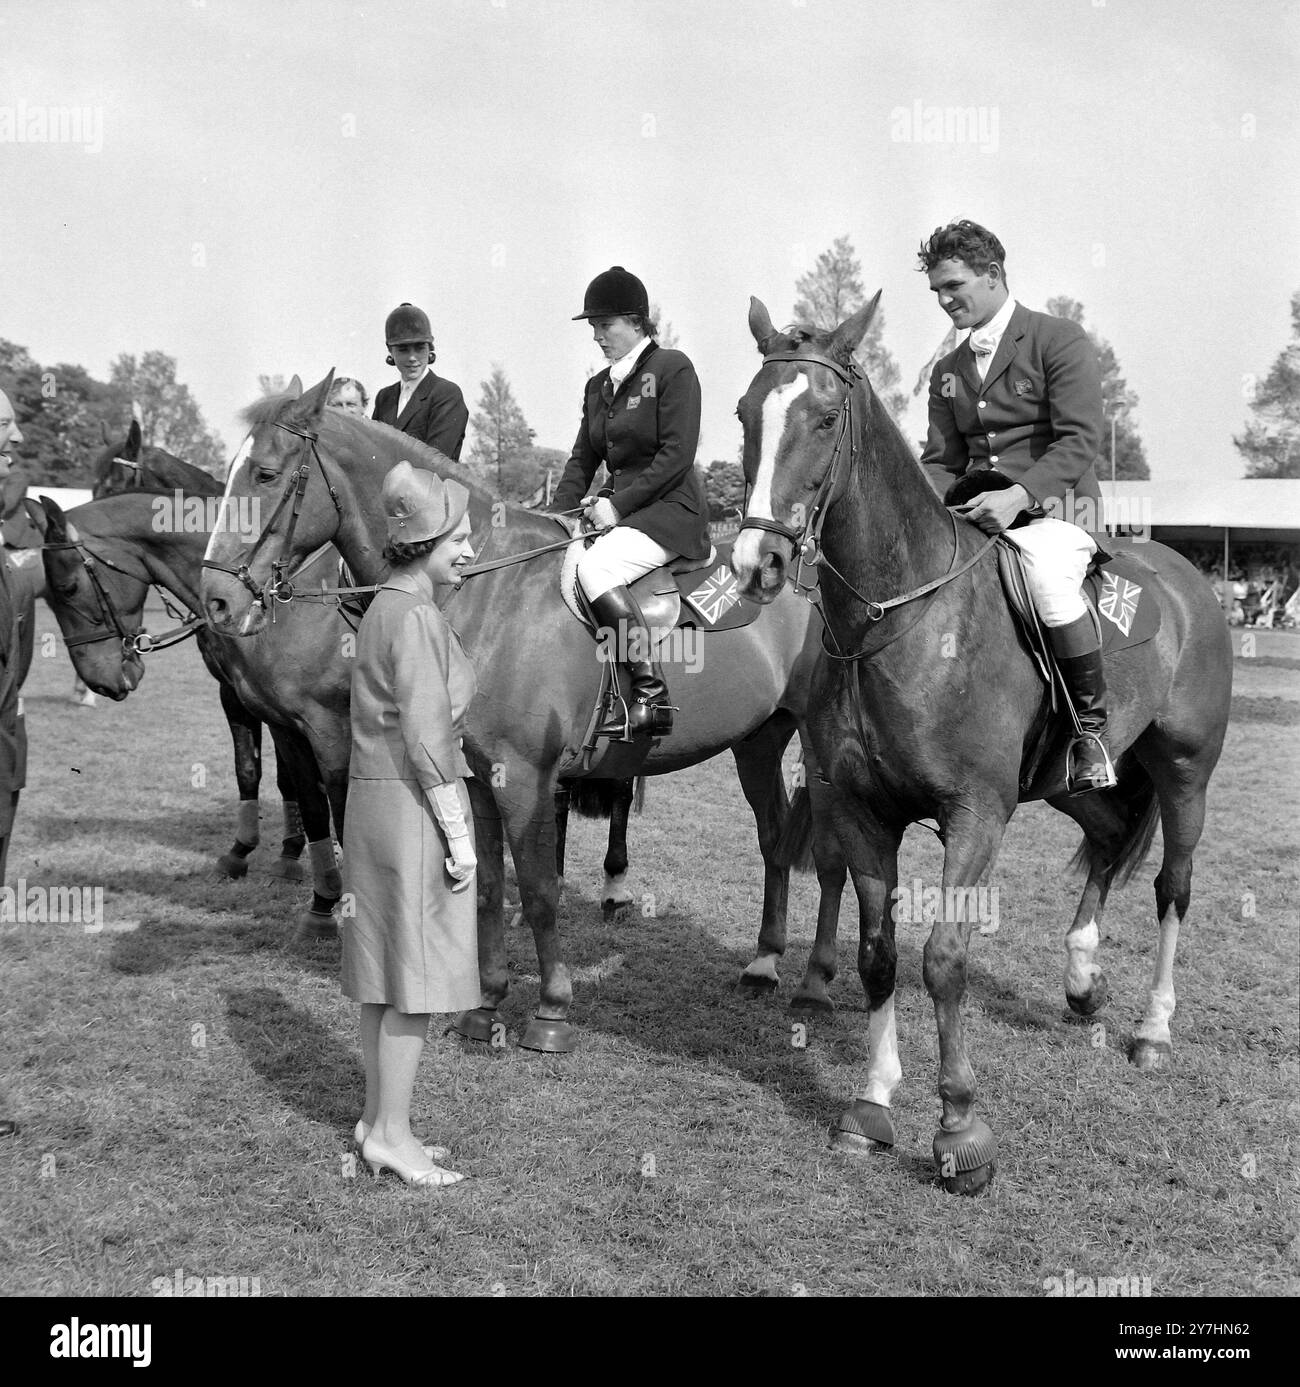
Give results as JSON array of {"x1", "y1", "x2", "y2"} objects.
[
  {"x1": 328, "y1": 376, "x2": 369, "y2": 410},
  {"x1": 917, "y1": 220, "x2": 1007, "y2": 278},
  {"x1": 383, "y1": 536, "x2": 438, "y2": 566}
]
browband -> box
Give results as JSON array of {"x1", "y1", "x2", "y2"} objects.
[{"x1": 762, "y1": 350, "x2": 862, "y2": 387}]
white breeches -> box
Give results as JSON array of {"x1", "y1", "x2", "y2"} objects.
[
  {"x1": 1003, "y1": 518, "x2": 1098, "y2": 627},
  {"x1": 577, "y1": 526, "x2": 676, "y2": 601}
]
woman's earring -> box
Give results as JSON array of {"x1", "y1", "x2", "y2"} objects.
[{"x1": 386, "y1": 354, "x2": 395, "y2": 366}]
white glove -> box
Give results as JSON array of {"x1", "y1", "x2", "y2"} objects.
[{"x1": 427, "y1": 782, "x2": 476, "y2": 891}]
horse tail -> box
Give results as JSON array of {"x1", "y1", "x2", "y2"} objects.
[
  {"x1": 563, "y1": 777, "x2": 642, "y2": 821},
  {"x1": 774, "y1": 785, "x2": 816, "y2": 873},
  {"x1": 1067, "y1": 773, "x2": 1161, "y2": 889}
]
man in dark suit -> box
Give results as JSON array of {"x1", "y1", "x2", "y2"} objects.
[
  {"x1": 0, "y1": 385, "x2": 36, "y2": 884},
  {"x1": 918, "y1": 221, "x2": 1115, "y2": 794},
  {"x1": 371, "y1": 303, "x2": 469, "y2": 461},
  {"x1": 552, "y1": 267, "x2": 710, "y2": 737}
]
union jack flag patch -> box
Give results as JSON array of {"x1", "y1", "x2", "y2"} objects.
[
  {"x1": 1099, "y1": 572, "x2": 1142, "y2": 636},
  {"x1": 687, "y1": 565, "x2": 743, "y2": 625}
]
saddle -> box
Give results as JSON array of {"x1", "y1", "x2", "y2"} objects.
[
  {"x1": 557, "y1": 527, "x2": 766, "y2": 779},
  {"x1": 996, "y1": 536, "x2": 1162, "y2": 798}
]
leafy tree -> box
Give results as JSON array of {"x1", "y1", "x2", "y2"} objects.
[
  {"x1": 1046, "y1": 297, "x2": 1149, "y2": 480},
  {"x1": 649, "y1": 302, "x2": 679, "y2": 350},
  {"x1": 703, "y1": 459, "x2": 747, "y2": 522},
  {"x1": 792, "y1": 235, "x2": 908, "y2": 421},
  {"x1": 108, "y1": 351, "x2": 226, "y2": 474},
  {"x1": 0, "y1": 339, "x2": 120, "y2": 486},
  {"x1": 467, "y1": 366, "x2": 536, "y2": 496},
  {"x1": 1234, "y1": 291, "x2": 1300, "y2": 478}
]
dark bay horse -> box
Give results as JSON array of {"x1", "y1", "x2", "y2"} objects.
[
  {"x1": 37, "y1": 489, "x2": 343, "y2": 912},
  {"x1": 92, "y1": 418, "x2": 216, "y2": 499},
  {"x1": 730, "y1": 295, "x2": 1232, "y2": 1193},
  {"x1": 200, "y1": 374, "x2": 846, "y2": 1048}
]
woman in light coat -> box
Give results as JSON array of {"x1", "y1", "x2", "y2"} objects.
[{"x1": 342, "y1": 462, "x2": 478, "y2": 1188}]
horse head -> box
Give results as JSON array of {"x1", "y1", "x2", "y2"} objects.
[
  {"x1": 731, "y1": 293, "x2": 883, "y2": 602},
  {"x1": 200, "y1": 370, "x2": 351, "y2": 636},
  {"x1": 38, "y1": 494, "x2": 146, "y2": 699},
  {"x1": 91, "y1": 418, "x2": 147, "y2": 499}
]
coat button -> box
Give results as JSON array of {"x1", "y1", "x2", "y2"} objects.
[
  {"x1": 990, "y1": 454, "x2": 1000, "y2": 463},
  {"x1": 613, "y1": 469, "x2": 622, "y2": 475},
  {"x1": 978, "y1": 400, "x2": 987, "y2": 409}
]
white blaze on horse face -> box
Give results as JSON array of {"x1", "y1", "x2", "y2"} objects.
[
  {"x1": 732, "y1": 376, "x2": 808, "y2": 577},
  {"x1": 203, "y1": 433, "x2": 253, "y2": 563}
]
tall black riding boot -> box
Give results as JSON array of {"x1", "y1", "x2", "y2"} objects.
[
  {"x1": 1049, "y1": 615, "x2": 1117, "y2": 795},
  {"x1": 589, "y1": 586, "x2": 674, "y2": 738}
]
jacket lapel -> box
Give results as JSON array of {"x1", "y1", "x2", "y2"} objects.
[
  {"x1": 958, "y1": 342, "x2": 982, "y2": 396},
  {"x1": 396, "y1": 372, "x2": 435, "y2": 429},
  {"x1": 604, "y1": 342, "x2": 658, "y2": 409},
  {"x1": 981, "y1": 304, "x2": 1029, "y2": 395}
]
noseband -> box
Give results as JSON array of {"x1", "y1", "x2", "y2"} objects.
[{"x1": 200, "y1": 422, "x2": 344, "y2": 606}]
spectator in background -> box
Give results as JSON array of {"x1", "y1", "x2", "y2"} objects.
[
  {"x1": 372, "y1": 303, "x2": 469, "y2": 461},
  {"x1": 328, "y1": 377, "x2": 370, "y2": 416}
]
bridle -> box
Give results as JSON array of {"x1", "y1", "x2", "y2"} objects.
[
  {"x1": 201, "y1": 417, "x2": 593, "y2": 612},
  {"x1": 42, "y1": 537, "x2": 202, "y2": 656},
  {"x1": 738, "y1": 349, "x2": 997, "y2": 659},
  {"x1": 200, "y1": 422, "x2": 345, "y2": 606}
]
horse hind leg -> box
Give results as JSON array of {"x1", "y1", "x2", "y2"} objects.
[
  {"x1": 733, "y1": 718, "x2": 795, "y2": 993},
  {"x1": 790, "y1": 747, "x2": 848, "y2": 1015},
  {"x1": 216, "y1": 680, "x2": 262, "y2": 879}
]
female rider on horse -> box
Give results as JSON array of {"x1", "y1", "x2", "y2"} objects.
[{"x1": 551, "y1": 267, "x2": 711, "y2": 737}]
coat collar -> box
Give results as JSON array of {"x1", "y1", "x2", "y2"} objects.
[
  {"x1": 598, "y1": 340, "x2": 658, "y2": 407},
  {"x1": 395, "y1": 370, "x2": 437, "y2": 428},
  {"x1": 381, "y1": 565, "x2": 436, "y2": 602},
  {"x1": 958, "y1": 302, "x2": 1030, "y2": 395}
]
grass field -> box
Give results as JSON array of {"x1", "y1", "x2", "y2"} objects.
[{"x1": 2, "y1": 600, "x2": 1297, "y2": 1297}]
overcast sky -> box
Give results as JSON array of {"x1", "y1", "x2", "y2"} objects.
[{"x1": 1, "y1": 0, "x2": 1295, "y2": 481}]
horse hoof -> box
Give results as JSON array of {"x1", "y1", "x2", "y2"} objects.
[
  {"x1": 1066, "y1": 972, "x2": 1110, "y2": 1017},
  {"x1": 831, "y1": 1101, "x2": 895, "y2": 1154},
  {"x1": 217, "y1": 852, "x2": 250, "y2": 879},
  {"x1": 933, "y1": 1118, "x2": 998, "y2": 1196},
  {"x1": 266, "y1": 856, "x2": 306, "y2": 883},
  {"x1": 452, "y1": 1008, "x2": 504, "y2": 1045},
  {"x1": 1128, "y1": 1038, "x2": 1173, "y2": 1072},
  {"x1": 789, "y1": 989, "x2": 834, "y2": 1016},
  {"x1": 518, "y1": 1015, "x2": 578, "y2": 1053},
  {"x1": 294, "y1": 909, "x2": 338, "y2": 944},
  {"x1": 738, "y1": 961, "x2": 780, "y2": 994}
]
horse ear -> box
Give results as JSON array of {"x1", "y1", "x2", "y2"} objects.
[
  {"x1": 748, "y1": 297, "x2": 777, "y2": 349},
  {"x1": 294, "y1": 370, "x2": 336, "y2": 421},
  {"x1": 124, "y1": 417, "x2": 142, "y2": 459},
  {"x1": 287, "y1": 374, "x2": 303, "y2": 398},
  {"x1": 38, "y1": 494, "x2": 67, "y2": 542},
  {"x1": 828, "y1": 290, "x2": 882, "y2": 362}
]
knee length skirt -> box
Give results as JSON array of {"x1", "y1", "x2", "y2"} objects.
[{"x1": 341, "y1": 776, "x2": 481, "y2": 1014}]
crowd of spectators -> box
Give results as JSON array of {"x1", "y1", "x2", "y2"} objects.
[{"x1": 1178, "y1": 543, "x2": 1299, "y2": 627}]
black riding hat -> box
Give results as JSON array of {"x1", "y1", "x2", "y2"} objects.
[
  {"x1": 573, "y1": 266, "x2": 649, "y2": 321},
  {"x1": 385, "y1": 302, "x2": 433, "y2": 345}
]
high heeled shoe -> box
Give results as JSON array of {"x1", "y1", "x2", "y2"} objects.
[
  {"x1": 353, "y1": 1120, "x2": 450, "y2": 1165},
  {"x1": 360, "y1": 1133, "x2": 465, "y2": 1188}
]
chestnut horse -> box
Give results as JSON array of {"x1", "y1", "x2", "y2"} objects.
[
  {"x1": 199, "y1": 374, "x2": 847, "y2": 1049},
  {"x1": 730, "y1": 294, "x2": 1232, "y2": 1192}
]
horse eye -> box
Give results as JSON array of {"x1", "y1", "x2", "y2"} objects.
[
  {"x1": 820, "y1": 412, "x2": 839, "y2": 429},
  {"x1": 254, "y1": 466, "x2": 278, "y2": 485}
]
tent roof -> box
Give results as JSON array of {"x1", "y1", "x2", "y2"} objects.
[{"x1": 1105, "y1": 479, "x2": 1300, "y2": 530}]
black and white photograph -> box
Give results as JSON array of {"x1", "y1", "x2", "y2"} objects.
[{"x1": 1, "y1": 0, "x2": 1295, "y2": 1330}]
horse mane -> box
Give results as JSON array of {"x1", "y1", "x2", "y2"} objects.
[{"x1": 240, "y1": 390, "x2": 548, "y2": 528}]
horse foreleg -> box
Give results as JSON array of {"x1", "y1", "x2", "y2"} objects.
[
  {"x1": 790, "y1": 744, "x2": 849, "y2": 1014},
  {"x1": 926, "y1": 805, "x2": 1007, "y2": 1195},
  {"x1": 830, "y1": 807, "x2": 902, "y2": 1154},
  {"x1": 216, "y1": 680, "x2": 262, "y2": 879},
  {"x1": 601, "y1": 779, "x2": 634, "y2": 920},
  {"x1": 734, "y1": 718, "x2": 795, "y2": 993},
  {"x1": 267, "y1": 733, "x2": 306, "y2": 882},
  {"x1": 272, "y1": 727, "x2": 339, "y2": 944},
  {"x1": 450, "y1": 776, "x2": 508, "y2": 1044}
]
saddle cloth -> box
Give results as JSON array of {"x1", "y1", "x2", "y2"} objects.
[{"x1": 996, "y1": 537, "x2": 1162, "y2": 796}]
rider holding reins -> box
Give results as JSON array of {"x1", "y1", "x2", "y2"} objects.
[
  {"x1": 552, "y1": 267, "x2": 711, "y2": 737},
  {"x1": 918, "y1": 220, "x2": 1117, "y2": 795}
]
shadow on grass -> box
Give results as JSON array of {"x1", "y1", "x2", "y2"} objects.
[{"x1": 223, "y1": 986, "x2": 360, "y2": 1134}]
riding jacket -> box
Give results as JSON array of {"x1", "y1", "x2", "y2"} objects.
[
  {"x1": 373, "y1": 371, "x2": 469, "y2": 462},
  {"x1": 552, "y1": 342, "x2": 711, "y2": 561},
  {"x1": 921, "y1": 304, "x2": 1104, "y2": 522}
]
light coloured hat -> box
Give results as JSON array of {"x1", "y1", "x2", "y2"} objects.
[{"x1": 381, "y1": 461, "x2": 469, "y2": 543}]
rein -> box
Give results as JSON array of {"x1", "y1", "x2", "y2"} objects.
[{"x1": 739, "y1": 350, "x2": 997, "y2": 659}]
